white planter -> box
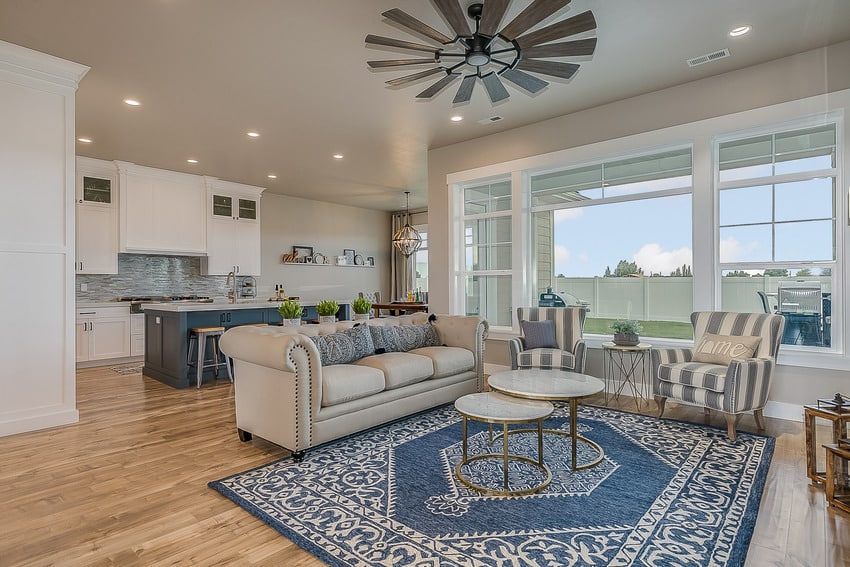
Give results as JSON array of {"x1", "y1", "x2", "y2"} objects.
[
  {"x1": 282, "y1": 318, "x2": 301, "y2": 327},
  {"x1": 353, "y1": 313, "x2": 370, "y2": 321},
  {"x1": 318, "y1": 315, "x2": 336, "y2": 324}
]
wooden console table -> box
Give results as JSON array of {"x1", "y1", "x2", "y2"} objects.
[{"x1": 804, "y1": 404, "x2": 850, "y2": 484}]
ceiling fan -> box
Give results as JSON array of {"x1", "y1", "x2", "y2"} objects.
[{"x1": 365, "y1": 0, "x2": 597, "y2": 103}]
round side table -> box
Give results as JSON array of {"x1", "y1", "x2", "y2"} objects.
[{"x1": 602, "y1": 342, "x2": 652, "y2": 408}]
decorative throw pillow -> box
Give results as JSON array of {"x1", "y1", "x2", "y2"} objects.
[
  {"x1": 369, "y1": 325, "x2": 401, "y2": 354},
  {"x1": 369, "y1": 323, "x2": 441, "y2": 354},
  {"x1": 310, "y1": 324, "x2": 375, "y2": 366},
  {"x1": 521, "y1": 319, "x2": 558, "y2": 349},
  {"x1": 691, "y1": 333, "x2": 762, "y2": 365}
]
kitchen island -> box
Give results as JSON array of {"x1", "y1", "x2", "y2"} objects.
[{"x1": 142, "y1": 300, "x2": 351, "y2": 388}]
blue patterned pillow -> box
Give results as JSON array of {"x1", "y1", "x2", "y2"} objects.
[
  {"x1": 310, "y1": 324, "x2": 375, "y2": 366},
  {"x1": 369, "y1": 324, "x2": 441, "y2": 354},
  {"x1": 521, "y1": 319, "x2": 558, "y2": 349}
]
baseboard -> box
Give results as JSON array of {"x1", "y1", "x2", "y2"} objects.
[
  {"x1": 0, "y1": 407, "x2": 80, "y2": 437},
  {"x1": 762, "y1": 401, "x2": 803, "y2": 422}
]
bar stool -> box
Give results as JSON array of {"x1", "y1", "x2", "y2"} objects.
[{"x1": 187, "y1": 326, "x2": 232, "y2": 388}]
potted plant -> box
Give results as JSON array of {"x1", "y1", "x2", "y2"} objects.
[
  {"x1": 352, "y1": 296, "x2": 372, "y2": 321},
  {"x1": 316, "y1": 299, "x2": 340, "y2": 324},
  {"x1": 610, "y1": 319, "x2": 643, "y2": 346},
  {"x1": 278, "y1": 299, "x2": 303, "y2": 327}
]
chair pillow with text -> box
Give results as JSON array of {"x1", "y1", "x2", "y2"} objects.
[
  {"x1": 521, "y1": 319, "x2": 559, "y2": 349},
  {"x1": 692, "y1": 333, "x2": 762, "y2": 365}
]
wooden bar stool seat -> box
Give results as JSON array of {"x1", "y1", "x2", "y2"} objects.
[{"x1": 187, "y1": 326, "x2": 232, "y2": 388}]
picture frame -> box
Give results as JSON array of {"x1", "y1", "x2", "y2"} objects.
[
  {"x1": 292, "y1": 245, "x2": 313, "y2": 263},
  {"x1": 343, "y1": 249, "x2": 355, "y2": 265},
  {"x1": 366, "y1": 256, "x2": 374, "y2": 267},
  {"x1": 335, "y1": 255, "x2": 348, "y2": 265}
]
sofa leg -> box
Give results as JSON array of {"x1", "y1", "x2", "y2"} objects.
[
  {"x1": 724, "y1": 413, "x2": 741, "y2": 442},
  {"x1": 291, "y1": 450, "x2": 306, "y2": 463},
  {"x1": 753, "y1": 408, "x2": 766, "y2": 431},
  {"x1": 655, "y1": 396, "x2": 667, "y2": 418},
  {"x1": 237, "y1": 428, "x2": 252, "y2": 442}
]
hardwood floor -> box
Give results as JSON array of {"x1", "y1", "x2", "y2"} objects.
[{"x1": 0, "y1": 366, "x2": 847, "y2": 566}]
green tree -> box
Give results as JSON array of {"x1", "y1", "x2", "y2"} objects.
[
  {"x1": 725, "y1": 270, "x2": 751, "y2": 277},
  {"x1": 604, "y1": 266, "x2": 612, "y2": 277},
  {"x1": 764, "y1": 268, "x2": 789, "y2": 277},
  {"x1": 670, "y1": 264, "x2": 692, "y2": 277},
  {"x1": 612, "y1": 260, "x2": 643, "y2": 277},
  {"x1": 795, "y1": 268, "x2": 812, "y2": 277}
]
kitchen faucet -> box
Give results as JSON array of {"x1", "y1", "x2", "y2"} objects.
[{"x1": 226, "y1": 270, "x2": 237, "y2": 303}]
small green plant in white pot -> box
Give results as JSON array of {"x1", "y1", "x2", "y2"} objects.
[
  {"x1": 352, "y1": 297, "x2": 372, "y2": 321},
  {"x1": 316, "y1": 300, "x2": 340, "y2": 324},
  {"x1": 610, "y1": 319, "x2": 643, "y2": 346},
  {"x1": 278, "y1": 299, "x2": 303, "y2": 326}
]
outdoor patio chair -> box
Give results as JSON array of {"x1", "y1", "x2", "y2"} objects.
[{"x1": 509, "y1": 307, "x2": 587, "y2": 373}]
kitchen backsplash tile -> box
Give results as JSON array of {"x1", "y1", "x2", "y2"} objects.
[{"x1": 76, "y1": 254, "x2": 245, "y2": 301}]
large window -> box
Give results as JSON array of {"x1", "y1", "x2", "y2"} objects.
[
  {"x1": 413, "y1": 226, "x2": 428, "y2": 295},
  {"x1": 717, "y1": 123, "x2": 838, "y2": 349}
]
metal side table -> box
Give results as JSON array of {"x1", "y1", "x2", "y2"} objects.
[{"x1": 602, "y1": 342, "x2": 652, "y2": 409}]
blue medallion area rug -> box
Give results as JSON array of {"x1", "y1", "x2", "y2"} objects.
[{"x1": 209, "y1": 404, "x2": 773, "y2": 566}]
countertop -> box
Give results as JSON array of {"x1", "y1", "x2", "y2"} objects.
[{"x1": 139, "y1": 299, "x2": 352, "y2": 313}]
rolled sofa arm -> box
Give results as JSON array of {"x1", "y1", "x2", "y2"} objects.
[{"x1": 431, "y1": 315, "x2": 489, "y2": 390}]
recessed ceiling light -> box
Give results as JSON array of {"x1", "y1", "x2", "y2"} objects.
[
  {"x1": 186, "y1": 159, "x2": 198, "y2": 164},
  {"x1": 267, "y1": 174, "x2": 277, "y2": 179},
  {"x1": 247, "y1": 131, "x2": 260, "y2": 138},
  {"x1": 729, "y1": 25, "x2": 751, "y2": 37},
  {"x1": 333, "y1": 154, "x2": 344, "y2": 159},
  {"x1": 123, "y1": 98, "x2": 141, "y2": 106},
  {"x1": 77, "y1": 137, "x2": 92, "y2": 143},
  {"x1": 450, "y1": 115, "x2": 464, "y2": 122}
]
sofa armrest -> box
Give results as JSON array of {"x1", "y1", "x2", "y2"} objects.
[
  {"x1": 508, "y1": 337, "x2": 526, "y2": 369},
  {"x1": 724, "y1": 357, "x2": 774, "y2": 413},
  {"x1": 651, "y1": 347, "x2": 693, "y2": 390},
  {"x1": 431, "y1": 315, "x2": 489, "y2": 390}
]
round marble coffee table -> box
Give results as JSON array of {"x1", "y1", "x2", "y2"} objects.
[
  {"x1": 454, "y1": 391, "x2": 554, "y2": 496},
  {"x1": 487, "y1": 369, "x2": 605, "y2": 471}
]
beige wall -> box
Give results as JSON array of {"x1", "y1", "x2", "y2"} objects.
[
  {"x1": 427, "y1": 41, "x2": 850, "y2": 414},
  {"x1": 260, "y1": 193, "x2": 391, "y2": 304}
]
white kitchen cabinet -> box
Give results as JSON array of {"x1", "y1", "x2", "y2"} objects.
[
  {"x1": 76, "y1": 306, "x2": 131, "y2": 362},
  {"x1": 202, "y1": 178, "x2": 264, "y2": 275},
  {"x1": 116, "y1": 162, "x2": 206, "y2": 255},
  {"x1": 130, "y1": 313, "x2": 145, "y2": 356},
  {"x1": 75, "y1": 157, "x2": 118, "y2": 274}
]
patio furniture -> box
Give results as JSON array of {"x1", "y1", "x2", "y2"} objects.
[{"x1": 778, "y1": 283, "x2": 823, "y2": 346}]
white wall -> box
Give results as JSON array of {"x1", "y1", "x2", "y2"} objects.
[
  {"x1": 427, "y1": 41, "x2": 850, "y2": 414},
  {"x1": 0, "y1": 41, "x2": 88, "y2": 436}
]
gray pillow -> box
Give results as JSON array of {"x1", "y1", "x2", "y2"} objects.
[
  {"x1": 369, "y1": 323, "x2": 441, "y2": 354},
  {"x1": 521, "y1": 319, "x2": 558, "y2": 349},
  {"x1": 310, "y1": 324, "x2": 375, "y2": 366}
]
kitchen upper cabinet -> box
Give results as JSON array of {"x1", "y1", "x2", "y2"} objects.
[
  {"x1": 202, "y1": 178, "x2": 264, "y2": 275},
  {"x1": 116, "y1": 162, "x2": 206, "y2": 255},
  {"x1": 75, "y1": 157, "x2": 118, "y2": 274},
  {"x1": 76, "y1": 306, "x2": 131, "y2": 362}
]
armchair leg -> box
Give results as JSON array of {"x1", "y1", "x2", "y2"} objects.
[
  {"x1": 753, "y1": 408, "x2": 766, "y2": 431},
  {"x1": 724, "y1": 413, "x2": 741, "y2": 442},
  {"x1": 655, "y1": 396, "x2": 667, "y2": 418}
]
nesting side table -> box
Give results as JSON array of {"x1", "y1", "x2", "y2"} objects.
[
  {"x1": 804, "y1": 404, "x2": 850, "y2": 484},
  {"x1": 824, "y1": 443, "x2": 850, "y2": 514}
]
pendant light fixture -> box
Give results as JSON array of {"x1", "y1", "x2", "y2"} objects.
[{"x1": 392, "y1": 191, "x2": 422, "y2": 257}]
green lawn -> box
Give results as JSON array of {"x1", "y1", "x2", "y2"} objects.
[{"x1": 584, "y1": 318, "x2": 693, "y2": 340}]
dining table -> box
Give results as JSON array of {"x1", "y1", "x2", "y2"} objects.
[{"x1": 372, "y1": 302, "x2": 429, "y2": 317}]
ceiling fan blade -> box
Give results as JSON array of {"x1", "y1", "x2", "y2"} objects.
[
  {"x1": 386, "y1": 67, "x2": 445, "y2": 87},
  {"x1": 499, "y1": 0, "x2": 571, "y2": 41},
  {"x1": 500, "y1": 68, "x2": 549, "y2": 93},
  {"x1": 515, "y1": 11, "x2": 597, "y2": 48},
  {"x1": 368, "y1": 58, "x2": 438, "y2": 69},
  {"x1": 479, "y1": 0, "x2": 510, "y2": 36},
  {"x1": 453, "y1": 75, "x2": 477, "y2": 103},
  {"x1": 516, "y1": 59, "x2": 579, "y2": 79},
  {"x1": 365, "y1": 34, "x2": 439, "y2": 54},
  {"x1": 433, "y1": 0, "x2": 471, "y2": 37},
  {"x1": 417, "y1": 73, "x2": 460, "y2": 98},
  {"x1": 523, "y1": 38, "x2": 597, "y2": 58},
  {"x1": 481, "y1": 73, "x2": 510, "y2": 103},
  {"x1": 382, "y1": 8, "x2": 454, "y2": 44}
]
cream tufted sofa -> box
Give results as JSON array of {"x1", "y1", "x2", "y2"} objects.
[{"x1": 220, "y1": 313, "x2": 489, "y2": 461}]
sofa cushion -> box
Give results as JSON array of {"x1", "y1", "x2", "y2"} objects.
[
  {"x1": 521, "y1": 319, "x2": 558, "y2": 349},
  {"x1": 692, "y1": 333, "x2": 761, "y2": 365},
  {"x1": 368, "y1": 323, "x2": 441, "y2": 354},
  {"x1": 354, "y1": 352, "x2": 434, "y2": 389},
  {"x1": 321, "y1": 364, "x2": 386, "y2": 407},
  {"x1": 517, "y1": 348, "x2": 576, "y2": 371},
  {"x1": 310, "y1": 324, "x2": 374, "y2": 366},
  {"x1": 657, "y1": 362, "x2": 728, "y2": 393},
  {"x1": 410, "y1": 346, "x2": 474, "y2": 379}
]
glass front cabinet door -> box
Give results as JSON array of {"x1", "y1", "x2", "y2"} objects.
[{"x1": 81, "y1": 175, "x2": 112, "y2": 204}]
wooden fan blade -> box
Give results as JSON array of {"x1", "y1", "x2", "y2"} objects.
[
  {"x1": 417, "y1": 73, "x2": 460, "y2": 98},
  {"x1": 523, "y1": 38, "x2": 597, "y2": 58},
  {"x1": 501, "y1": 68, "x2": 549, "y2": 93},
  {"x1": 499, "y1": 0, "x2": 571, "y2": 41},
  {"x1": 481, "y1": 72, "x2": 510, "y2": 102},
  {"x1": 515, "y1": 11, "x2": 596, "y2": 48},
  {"x1": 516, "y1": 59, "x2": 579, "y2": 79},
  {"x1": 365, "y1": 34, "x2": 439, "y2": 54},
  {"x1": 386, "y1": 67, "x2": 444, "y2": 87},
  {"x1": 382, "y1": 8, "x2": 454, "y2": 44},
  {"x1": 479, "y1": 0, "x2": 510, "y2": 36},
  {"x1": 433, "y1": 0, "x2": 471, "y2": 37},
  {"x1": 368, "y1": 58, "x2": 438, "y2": 68},
  {"x1": 453, "y1": 75, "x2": 476, "y2": 103}
]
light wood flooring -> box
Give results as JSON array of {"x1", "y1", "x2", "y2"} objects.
[{"x1": 0, "y1": 366, "x2": 847, "y2": 566}]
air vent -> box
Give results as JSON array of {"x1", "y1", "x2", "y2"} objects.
[
  {"x1": 478, "y1": 115, "x2": 504, "y2": 125},
  {"x1": 687, "y1": 48, "x2": 731, "y2": 68}
]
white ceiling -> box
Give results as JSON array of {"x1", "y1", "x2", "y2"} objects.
[{"x1": 1, "y1": 1, "x2": 849, "y2": 211}]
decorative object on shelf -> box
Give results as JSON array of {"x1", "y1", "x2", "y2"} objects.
[
  {"x1": 281, "y1": 252, "x2": 299, "y2": 263},
  {"x1": 316, "y1": 299, "x2": 340, "y2": 324},
  {"x1": 367, "y1": 256, "x2": 375, "y2": 266},
  {"x1": 335, "y1": 255, "x2": 348, "y2": 265},
  {"x1": 365, "y1": 1, "x2": 597, "y2": 104},
  {"x1": 278, "y1": 299, "x2": 303, "y2": 326},
  {"x1": 354, "y1": 254, "x2": 365, "y2": 266},
  {"x1": 312, "y1": 252, "x2": 327, "y2": 265},
  {"x1": 352, "y1": 296, "x2": 372, "y2": 321},
  {"x1": 292, "y1": 245, "x2": 313, "y2": 263},
  {"x1": 392, "y1": 191, "x2": 422, "y2": 257},
  {"x1": 610, "y1": 319, "x2": 643, "y2": 346},
  {"x1": 344, "y1": 249, "x2": 356, "y2": 265}
]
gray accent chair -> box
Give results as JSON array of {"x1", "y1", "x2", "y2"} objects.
[
  {"x1": 509, "y1": 307, "x2": 587, "y2": 373},
  {"x1": 652, "y1": 311, "x2": 785, "y2": 441}
]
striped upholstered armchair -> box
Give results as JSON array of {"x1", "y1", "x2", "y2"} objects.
[
  {"x1": 509, "y1": 307, "x2": 587, "y2": 373},
  {"x1": 652, "y1": 311, "x2": 785, "y2": 441}
]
